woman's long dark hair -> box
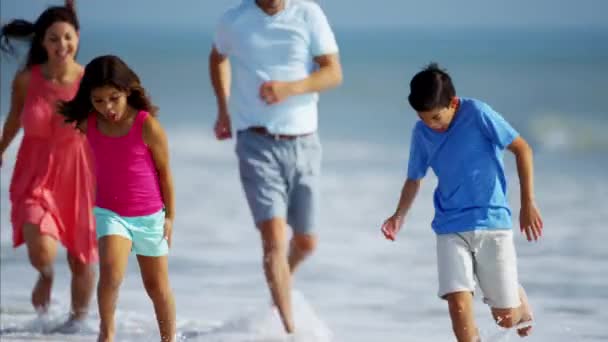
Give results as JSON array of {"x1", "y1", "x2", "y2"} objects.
[
  {"x1": 0, "y1": 4, "x2": 79, "y2": 68},
  {"x1": 58, "y1": 55, "x2": 158, "y2": 125}
]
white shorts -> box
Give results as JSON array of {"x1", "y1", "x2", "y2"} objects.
[{"x1": 436, "y1": 229, "x2": 521, "y2": 309}]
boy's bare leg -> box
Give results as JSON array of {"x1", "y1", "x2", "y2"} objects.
[
  {"x1": 516, "y1": 286, "x2": 533, "y2": 337},
  {"x1": 446, "y1": 291, "x2": 481, "y2": 342},
  {"x1": 491, "y1": 286, "x2": 534, "y2": 337}
]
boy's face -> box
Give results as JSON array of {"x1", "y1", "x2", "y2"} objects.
[{"x1": 417, "y1": 98, "x2": 459, "y2": 133}]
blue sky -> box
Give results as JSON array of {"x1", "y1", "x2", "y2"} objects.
[{"x1": 1, "y1": 0, "x2": 607, "y2": 31}]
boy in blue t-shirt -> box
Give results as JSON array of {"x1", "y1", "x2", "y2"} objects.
[{"x1": 381, "y1": 63, "x2": 543, "y2": 341}]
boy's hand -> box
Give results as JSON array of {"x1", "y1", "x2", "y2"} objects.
[
  {"x1": 163, "y1": 218, "x2": 173, "y2": 248},
  {"x1": 381, "y1": 214, "x2": 404, "y2": 241},
  {"x1": 520, "y1": 201, "x2": 543, "y2": 241}
]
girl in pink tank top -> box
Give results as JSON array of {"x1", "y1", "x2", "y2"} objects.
[{"x1": 59, "y1": 55, "x2": 176, "y2": 341}]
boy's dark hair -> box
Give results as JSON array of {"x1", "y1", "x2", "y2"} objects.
[
  {"x1": 408, "y1": 63, "x2": 456, "y2": 112},
  {"x1": 0, "y1": 5, "x2": 79, "y2": 68},
  {"x1": 58, "y1": 55, "x2": 158, "y2": 125}
]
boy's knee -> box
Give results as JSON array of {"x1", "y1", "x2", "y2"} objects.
[
  {"x1": 492, "y1": 308, "x2": 519, "y2": 328},
  {"x1": 445, "y1": 292, "x2": 473, "y2": 314}
]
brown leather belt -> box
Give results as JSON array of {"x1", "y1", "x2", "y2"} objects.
[{"x1": 246, "y1": 126, "x2": 312, "y2": 141}]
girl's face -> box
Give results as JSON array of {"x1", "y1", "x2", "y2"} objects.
[
  {"x1": 42, "y1": 21, "x2": 79, "y2": 65},
  {"x1": 90, "y1": 86, "x2": 129, "y2": 123}
]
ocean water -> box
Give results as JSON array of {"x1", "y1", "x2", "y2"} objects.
[{"x1": 1, "y1": 28, "x2": 607, "y2": 341}]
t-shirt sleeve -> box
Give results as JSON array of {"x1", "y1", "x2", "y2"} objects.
[
  {"x1": 307, "y1": 3, "x2": 339, "y2": 57},
  {"x1": 407, "y1": 126, "x2": 429, "y2": 180},
  {"x1": 477, "y1": 103, "x2": 519, "y2": 149},
  {"x1": 213, "y1": 12, "x2": 233, "y2": 56}
]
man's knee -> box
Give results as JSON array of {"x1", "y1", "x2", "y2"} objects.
[
  {"x1": 258, "y1": 218, "x2": 289, "y2": 256},
  {"x1": 291, "y1": 234, "x2": 317, "y2": 255}
]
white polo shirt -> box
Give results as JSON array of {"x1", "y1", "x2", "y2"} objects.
[{"x1": 214, "y1": 0, "x2": 339, "y2": 135}]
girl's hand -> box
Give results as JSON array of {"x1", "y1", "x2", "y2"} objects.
[
  {"x1": 163, "y1": 218, "x2": 173, "y2": 248},
  {"x1": 520, "y1": 201, "x2": 543, "y2": 242},
  {"x1": 381, "y1": 214, "x2": 404, "y2": 241}
]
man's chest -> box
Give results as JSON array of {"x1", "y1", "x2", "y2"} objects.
[{"x1": 231, "y1": 23, "x2": 311, "y2": 64}]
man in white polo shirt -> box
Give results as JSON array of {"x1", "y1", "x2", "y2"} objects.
[{"x1": 209, "y1": 0, "x2": 342, "y2": 334}]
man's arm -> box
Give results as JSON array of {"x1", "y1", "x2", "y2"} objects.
[
  {"x1": 259, "y1": 53, "x2": 342, "y2": 104},
  {"x1": 209, "y1": 46, "x2": 231, "y2": 115},
  {"x1": 209, "y1": 46, "x2": 232, "y2": 139},
  {"x1": 292, "y1": 53, "x2": 343, "y2": 95}
]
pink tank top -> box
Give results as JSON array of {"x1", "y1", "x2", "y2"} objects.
[{"x1": 86, "y1": 111, "x2": 164, "y2": 216}]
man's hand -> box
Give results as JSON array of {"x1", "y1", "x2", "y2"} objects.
[
  {"x1": 214, "y1": 112, "x2": 232, "y2": 140},
  {"x1": 259, "y1": 81, "x2": 294, "y2": 105}
]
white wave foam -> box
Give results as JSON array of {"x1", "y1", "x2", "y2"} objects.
[
  {"x1": 179, "y1": 289, "x2": 332, "y2": 342},
  {"x1": 528, "y1": 114, "x2": 608, "y2": 152}
]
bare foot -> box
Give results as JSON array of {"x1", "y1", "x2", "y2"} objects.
[
  {"x1": 31, "y1": 274, "x2": 53, "y2": 314},
  {"x1": 517, "y1": 287, "x2": 534, "y2": 337},
  {"x1": 50, "y1": 316, "x2": 87, "y2": 334}
]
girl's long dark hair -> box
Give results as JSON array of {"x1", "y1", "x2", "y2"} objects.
[
  {"x1": 0, "y1": 5, "x2": 79, "y2": 68},
  {"x1": 58, "y1": 55, "x2": 158, "y2": 125}
]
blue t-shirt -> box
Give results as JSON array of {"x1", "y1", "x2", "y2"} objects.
[{"x1": 407, "y1": 98, "x2": 519, "y2": 235}]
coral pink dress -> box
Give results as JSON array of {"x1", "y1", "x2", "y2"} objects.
[{"x1": 9, "y1": 64, "x2": 97, "y2": 264}]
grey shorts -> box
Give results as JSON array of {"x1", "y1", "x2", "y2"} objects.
[
  {"x1": 436, "y1": 230, "x2": 521, "y2": 309},
  {"x1": 235, "y1": 129, "x2": 322, "y2": 235}
]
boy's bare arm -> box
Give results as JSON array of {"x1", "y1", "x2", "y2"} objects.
[
  {"x1": 382, "y1": 178, "x2": 422, "y2": 240},
  {"x1": 395, "y1": 178, "x2": 422, "y2": 218},
  {"x1": 508, "y1": 136, "x2": 543, "y2": 241},
  {"x1": 508, "y1": 137, "x2": 535, "y2": 203}
]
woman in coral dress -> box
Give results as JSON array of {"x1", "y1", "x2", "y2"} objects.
[{"x1": 0, "y1": 1, "x2": 97, "y2": 329}]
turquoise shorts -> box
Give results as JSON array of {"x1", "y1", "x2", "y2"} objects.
[{"x1": 94, "y1": 207, "x2": 169, "y2": 257}]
